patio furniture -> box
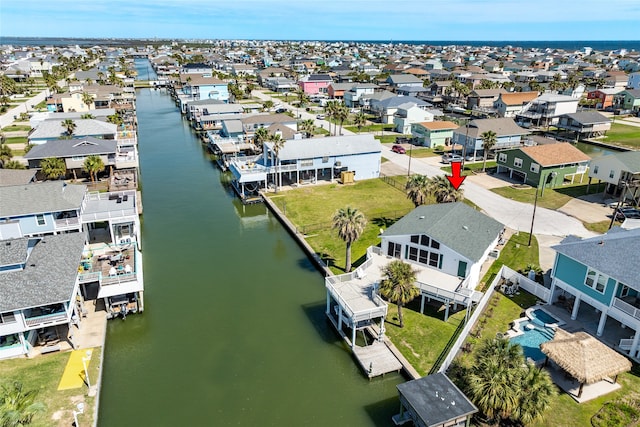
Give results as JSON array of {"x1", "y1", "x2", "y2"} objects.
[
  {"x1": 124, "y1": 264, "x2": 132, "y2": 274},
  {"x1": 109, "y1": 267, "x2": 117, "y2": 276}
]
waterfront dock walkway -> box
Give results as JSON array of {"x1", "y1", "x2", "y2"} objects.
[
  {"x1": 57, "y1": 348, "x2": 94, "y2": 390},
  {"x1": 353, "y1": 341, "x2": 402, "y2": 379}
]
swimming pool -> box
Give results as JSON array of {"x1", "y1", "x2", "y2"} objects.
[
  {"x1": 510, "y1": 321, "x2": 555, "y2": 362},
  {"x1": 526, "y1": 307, "x2": 563, "y2": 328}
]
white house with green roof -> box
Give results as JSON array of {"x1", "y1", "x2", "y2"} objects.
[{"x1": 380, "y1": 203, "x2": 505, "y2": 291}]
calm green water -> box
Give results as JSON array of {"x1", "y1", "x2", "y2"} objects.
[
  {"x1": 574, "y1": 140, "x2": 622, "y2": 159},
  {"x1": 97, "y1": 88, "x2": 403, "y2": 426}
]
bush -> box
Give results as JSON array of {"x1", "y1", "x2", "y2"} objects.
[{"x1": 591, "y1": 397, "x2": 640, "y2": 427}]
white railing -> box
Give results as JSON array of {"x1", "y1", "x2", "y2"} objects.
[
  {"x1": 502, "y1": 266, "x2": 551, "y2": 302},
  {"x1": 54, "y1": 217, "x2": 80, "y2": 229},
  {"x1": 619, "y1": 338, "x2": 634, "y2": 351},
  {"x1": 117, "y1": 138, "x2": 137, "y2": 146},
  {"x1": 101, "y1": 272, "x2": 138, "y2": 286},
  {"x1": 612, "y1": 298, "x2": 640, "y2": 321},
  {"x1": 82, "y1": 210, "x2": 137, "y2": 222},
  {"x1": 326, "y1": 282, "x2": 387, "y2": 323},
  {"x1": 24, "y1": 311, "x2": 68, "y2": 327},
  {"x1": 78, "y1": 271, "x2": 101, "y2": 284},
  {"x1": 438, "y1": 266, "x2": 502, "y2": 373}
]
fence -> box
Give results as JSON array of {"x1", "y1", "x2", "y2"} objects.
[
  {"x1": 501, "y1": 266, "x2": 551, "y2": 302},
  {"x1": 436, "y1": 265, "x2": 503, "y2": 373},
  {"x1": 379, "y1": 174, "x2": 407, "y2": 192}
]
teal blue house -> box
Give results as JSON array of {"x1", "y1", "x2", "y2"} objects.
[{"x1": 549, "y1": 228, "x2": 640, "y2": 361}]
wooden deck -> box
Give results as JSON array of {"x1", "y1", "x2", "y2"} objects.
[{"x1": 353, "y1": 341, "x2": 403, "y2": 379}]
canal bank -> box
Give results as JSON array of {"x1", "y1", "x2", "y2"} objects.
[{"x1": 97, "y1": 87, "x2": 404, "y2": 426}]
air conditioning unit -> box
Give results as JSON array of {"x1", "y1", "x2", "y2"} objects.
[{"x1": 489, "y1": 249, "x2": 500, "y2": 258}]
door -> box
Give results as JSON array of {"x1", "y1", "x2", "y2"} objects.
[{"x1": 457, "y1": 261, "x2": 468, "y2": 278}]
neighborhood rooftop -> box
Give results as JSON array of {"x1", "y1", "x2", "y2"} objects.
[
  {"x1": 265, "y1": 134, "x2": 382, "y2": 161},
  {"x1": 0, "y1": 181, "x2": 86, "y2": 218},
  {"x1": 520, "y1": 143, "x2": 591, "y2": 167}
]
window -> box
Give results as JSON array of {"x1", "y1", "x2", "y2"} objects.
[
  {"x1": 429, "y1": 252, "x2": 440, "y2": 267},
  {"x1": 498, "y1": 153, "x2": 507, "y2": 163},
  {"x1": 420, "y1": 235, "x2": 430, "y2": 247},
  {"x1": 593, "y1": 165, "x2": 599, "y2": 174},
  {"x1": 410, "y1": 235, "x2": 420, "y2": 244},
  {"x1": 322, "y1": 156, "x2": 329, "y2": 163},
  {"x1": 408, "y1": 246, "x2": 418, "y2": 262},
  {"x1": 619, "y1": 284, "x2": 629, "y2": 298},
  {"x1": 0, "y1": 312, "x2": 16, "y2": 324},
  {"x1": 418, "y1": 249, "x2": 429, "y2": 264},
  {"x1": 387, "y1": 242, "x2": 401, "y2": 258},
  {"x1": 300, "y1": 159, "x2": 313, "y2": 167},
  {"x1": 430, "y1": 240, "x2": 440, "y2": 250},
  {"x1": 514, "y1": 157, "x2": 523, "y2": 168},
  {"x1": 585, "y1": 268, "x2": 606, "y2": 294},
  {"x1": 530, "y1": 163, "x2": 540, "y2": 173},
  {"x1": 71, "y1": 156, "x2": 85, "y2": 161},
  {"x1": 609, "y1": 170, "x2": 615, "y2": 179},
  {"x1": 36, "y1": 214, "x2": 45, "y2": 226}
]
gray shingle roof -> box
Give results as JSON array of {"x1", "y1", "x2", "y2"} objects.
[
  {"x1": 562, "y1": 111, "x2": 610, "y2": 125},
  {"x1": 0, "y1": 182, "x2": 86, "y2": 218},
  {"x1": 396, "y1": 373, "x2": 478, "y2": 427},
  {"x1": 462, "y1": 117, "x2": 531, "y2": 139},
  {"x1": 383, "y1": 203, "x2": 504, "y2": 262},
  {"x1": 378, "y1": 96, "x2": 429, "y2": 109},
  {"x1": 24, "y1": 137, "x2": 117, "y2": 159},
  {"x1": 552, "y1": 228, "x2": 640, "y2": 287},
  {"x1": 29, "y1": 119, "x2": 117, "y2": 140},
  {"x1": 0, "y1": 233, "x2": 86, "y2": 312},
  {"x1": 0, "y1": 169, "x2": 37, "y2": 187},
  {"x1": 388, "y1": 74, "x2": 423, "y2": 84}
]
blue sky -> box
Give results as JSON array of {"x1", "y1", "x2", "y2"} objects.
[{"x1": 2, "y1": 0, "x2": 640, "y2": 41}]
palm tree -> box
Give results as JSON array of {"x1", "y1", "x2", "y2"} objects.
[
  {"x1": 325, "y1": 100, "x2": 340, "y2": 136},
  {"x1": 39, "y1": 157, "x2": 66, "y2": 180},
  {"x1": 83, "y1": 155, "x2": 105, "y2": 182},
  {"x1": 106, "y1": 114, "x2": 123, "y2": 126},
  {"x1": 480, "y1": 130, "x2": 497, "y2": 172},
  {"x1": 331, "y1": 206, "x2": 367, "y2": 273},
  {"x1": 262, "y1": 100, "x2": 274, "y2": 112},
  {"x1": 379, "y1": 259, "x2": 419, "y2": 328},
  {"x1": 298, "y1": 119, "x2": 315, "y2": 138},
  {"x1": 253, "y1": 127, "x2": 269, "y2": 151},
  {"x1": 80, "y1": 113, "x2": 95, "y2": 119},
  {"x1": 468, "y1": 356, "x2": 520, "y2": 421},
  {"x1": 0, "y1": 144, "x2": 13, "y2": 166},
  {"x1": 513, "y1": 363, "x2": 556, "y2": 425},
  {"x1": 3, "y1": 160, "x2": 26, "y2": 169},
  {"x1": 81, "y1": 92, "x2": 93, "y2": 110},
  {"x1": 405, "y1": 174, "x2": 430, "y2": 207},
  {"x1": 352, "y1": 111, "x2": 367, "y2": 133},
  {"x1": 61, "y1": 119, "x2": 76, "y2": 137},
  {"x1": 0, "y1": 381, "x2": 45, "y2": 427},
  {"x1": 267, "y1": 132, "x2": 285, "y2": 192},
  {"x1": 334, "y1": 103, "x2": 349, "y2": 136},
  {"x1": 428, "y1": 175, "x2": 464, "y2": 203}
]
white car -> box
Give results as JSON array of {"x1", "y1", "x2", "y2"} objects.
[{"x1": 316, "y1": 114, "x2": 325, "y2": 120}]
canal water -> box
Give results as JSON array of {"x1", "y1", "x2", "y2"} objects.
[{"x1": 97, "y1": 85, "x2": 403, "y2": 425}]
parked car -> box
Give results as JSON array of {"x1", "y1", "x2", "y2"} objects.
[
  {"x1": 441, "y1": 153, "x2": 463, "y2": 164},
  {"x1": 316, "y1": 114, "x2": 325, "y2": 120},
  {"x1": 465, "y1": 155, "x2": 482, "y2": 162},
  {"x1": 275, "y1": 108, "x2": 287, "y2": 114},
  {"x1": 391, "y1": 144, "x2": 406, "y2": 154}
]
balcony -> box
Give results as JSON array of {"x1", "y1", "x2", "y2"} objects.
[
  {"x1": 24, "y1": 305, "x2": 68, "y2": 328},
  {"x1": 611, "y1": 297, "x2": 640, "y2": 324}
]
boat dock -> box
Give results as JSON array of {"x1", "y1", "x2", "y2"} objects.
[{"x1": 353, "y1": 341, "x2": 402, "y2": 379}]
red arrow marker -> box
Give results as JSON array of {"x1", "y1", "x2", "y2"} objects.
[{"x1": 446, "y1": 161, "x2": 466, "y2": 190}]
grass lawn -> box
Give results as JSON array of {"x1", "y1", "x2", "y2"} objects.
[
  {"x1": 266, "y1": 179, "x2": 414, "y2": 273},
  {"x1": 385, "y1": 300, "x2": 467, "y2": 376},
  {"x1": 479, "y1": 232, "x2": 539, "y2": 292},
  {"x1": 602, "y1": 123, "x2": 640, "y2": 150},
  {"x1": 313, "y1": 127, "x2": 330, "y2": 135},
  {"x1": 375, "y1": 135, "x2": 409, "y2": 144},
  {"x1": 2, "y1": 124, "x2": 31, "y2": 132},
  {"x1": 0, "y1": 349, "x2": 101, "y2": 427},
  {"x1": 441, "y1": 161, "x2": 497, "y2": 176},
  {"x1": 491, "y1": 181, "x2": 594, "y2": 211},
  {"x1": 583, "y1": 220, "x2": 612, "y2": 234},
  {"x1": 345, "y1": 123, "x2": 395, "y2": 133},
  {"x1": 408, "y1": 147, "x2": 439, "y2": 158},
  {"x1": 4, "y1": 136, "x2": 28, "y2": 145}
]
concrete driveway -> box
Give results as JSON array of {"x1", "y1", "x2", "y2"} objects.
[{"x1": 381, "y1": 145, "x2": 598, "y2": 238}]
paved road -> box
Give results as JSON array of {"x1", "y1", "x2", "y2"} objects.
[{"x1": 382, "y1": 146, "x2": 598, "y2": 238}]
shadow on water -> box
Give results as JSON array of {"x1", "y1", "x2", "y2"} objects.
[
  {"x1": 364, "y1": 396, "x2": 402, "y2": 427},
  {"x1": 301, "y1": 301, "x2": 345, "y2": 346}
]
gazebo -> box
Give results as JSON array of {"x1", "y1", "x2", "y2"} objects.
[{"x1": 541, "y1": 330, "x2": 632, "y2": 398}]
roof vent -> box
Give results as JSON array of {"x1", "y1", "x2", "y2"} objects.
[
  {"x1": 419, "y1": 216, "x2": 425, "y2": 219},
  {"x1": 5, "y1": 242, "x2": 10, "y2": 246},
  {"x1": 598, "y1": 240, "x2": 604, "y2": 246},
  {"x1": 463, "y1": 225, "x2": 469, "y2": 230},
  {"x1": 30, "y1": 263, "x2": 36, "y2": 267}
]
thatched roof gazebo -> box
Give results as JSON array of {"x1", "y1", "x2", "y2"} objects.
[{"x1": 541, "y1": 330, "x2": 632, "y2": 398}]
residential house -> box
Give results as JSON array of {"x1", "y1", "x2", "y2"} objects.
[
  {"x1": 493, "y1": 91, "x2": 539, "y2": 118},
  {"x1": 496, "y1": 142, "x2": 590, "y2": 188},
  {"x1": 228, "y1": 134, "x2": 382, "y2": 200},
  {"x1": 516, "y1": 93, "x2": 580, "y2": 128},
  {"x1": 424, "y1": 81, "x2": 454, "y2": 104},
  {"x1": 179, "y1": 74, "x2": 229, "y2": 108},
  {"x1": 393, "y1": 105, "x2": 434, "y2": 134},
  {"x1": 28, "y1": 119, "x2": 117, "y2": 144},
  {"x1": 231, "y1": 63, "x2": 256, "y2": 77},
  {"x1": 411, "y1": 121, "x2": 458, "y2": 148},
  {"x1": 0, "y1": 233, "x2": 87, "y2": 359},
  {"x1": 556, "y1": 112, "x2": 612, "y2": 139},
  {"x1": 627, "y1": 72, "x2": 640, "y2": 90},
  {"x1": 466, "y1": 88, "x2": 506, "y2": 110},
  {"x1": 240, "y1": 113, "x2": 298, "y2": 138},
  {"x1": 370, "y1": 96, "x2": 430, "y2": 124},
  {"x1": 256, "y1": 67, "x2": 288, "y2": 85},
  {"x1": 262, "y1": 76, "x2": 298, "y2": 93},
  {"x1": 587, "y1": 89, "x2": 622, "y2": 109},
  {"x1": 0, "y1": 169, "x2": 37, "y2": 187},
  {"x1": 394, "y1": 373, "x2": 478, "y2": 427},
  {"x1": 343, "y1": 83, "x2": 378, "y2": 108},
  {"x1": 605, "y1": 72, "x2": 629, "y2": 90},
  {"x1": 380, "y1": 202, "x2": 504, "y2": 292},
  {"x1": 386, "y1": 74, "x2": 424, "y2": 90},
  {"x1": 617, "y1": 90, "x2": 640, "y2": 112},
  {"x1": 298, "y1": 74, "x2": 333, "y2": 95},
  {"x1": 549, "y1": 228, "x2": 640, "y2": 361},
  {"x1": 181, "y1": 63, "x2": 211, "y2": 75},
  {"x1": 452, "y1": 118, "x2": 531, "y2": 159},
  {"x1": 587, "y1": 151, "x2": 640, "y2": 202},
  {"x1": 185, "y1": 101, "x2": 243, "y2": 129},
  {"x1": 327, "y1": 82, "x2": 354, "y2": 100}
]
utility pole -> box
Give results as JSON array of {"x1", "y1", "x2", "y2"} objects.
[{"x1": 528, "y1": 186, "x2": 539, "y2": 247}]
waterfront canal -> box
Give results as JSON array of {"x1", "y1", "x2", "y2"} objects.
[{"x1": 97, "y1": 87, "x2": 403, "y2": 426}]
